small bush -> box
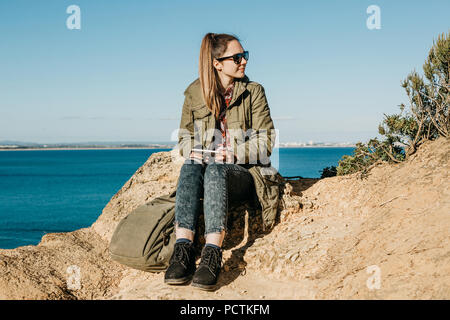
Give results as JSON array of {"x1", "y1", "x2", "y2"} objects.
[
  {"x1": 319, "y1": 166, "x2": 337, "y2": 178},
  {"x1": 336, "y1": 31, "x2": 449, "y2": 177}
]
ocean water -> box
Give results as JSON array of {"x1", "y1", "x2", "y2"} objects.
[{"x1": 0, "y1": 147, "x2": 354, "y2": 249}]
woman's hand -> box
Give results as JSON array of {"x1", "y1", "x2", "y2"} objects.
[
  {"x1": 189, "y1": 150, "x2": 214, "y2": 164},
  {"x1": 216, "y1": 146, "x2": 236, "y2": 164},
  {"x1": 189, "y1": 151, "x2": 204, "y2": 164}
]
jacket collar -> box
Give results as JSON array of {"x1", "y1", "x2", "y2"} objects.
[
  {"x1": 229, "y1": 75, "x2": 249, "y2": 107},
  {"x1": 186, "y1": 75, "x2": 250, "y2": 108}
]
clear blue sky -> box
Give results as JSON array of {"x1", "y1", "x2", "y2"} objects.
[{"x1": 1, "y1": 0, "x2": 449, "y2": 144}]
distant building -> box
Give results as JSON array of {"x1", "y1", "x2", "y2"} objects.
[{"x1": 0, "y1": 145, "x2": 19, "y2": 148}]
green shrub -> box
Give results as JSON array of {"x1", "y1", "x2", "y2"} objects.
[
  {"x1": 333, "y1": 31, "x2": 449, "y2": 178},
  {"x1": 319, "y1": 165, "x2": 337, "y2": 178}
]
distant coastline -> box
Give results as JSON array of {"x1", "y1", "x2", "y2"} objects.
[
  {"x1": 0, "y1": 145, "x2": 357, "y2": 151},
  {"x1": 0, "y1": 141, "x2": 357, "y2": 151},
  {"x1": 0, "y1": 138, "x2": 361, "y2": 151},
  {"x1": 0, "y1": 147, "x2": 173, "y2": 151},
  {"x1": 0, "y1": 142, "x2": 175, "y2": 151}
]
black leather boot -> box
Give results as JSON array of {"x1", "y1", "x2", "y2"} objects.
[
  {"x1": 192, "y1": 245, "x2": 222, "y2": 291},
  {"x1": 164, "y1": 241, "x2": 196, "y2": 285}
]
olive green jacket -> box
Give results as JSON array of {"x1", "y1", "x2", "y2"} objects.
[{"x1": 177, "y1": 75, "x2": 285, "y2": 230}]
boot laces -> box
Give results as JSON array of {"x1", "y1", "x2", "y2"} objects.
[
  {"x1": 200, "y1": 247, "x2": 222, "y2": 272},
  {"x1": 172, "y1": 243, "x2": 191, "y2": 266}
]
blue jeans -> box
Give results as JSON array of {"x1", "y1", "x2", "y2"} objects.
[{"x1": 175, "y1": 159, "x2": 255, "y2": 235}]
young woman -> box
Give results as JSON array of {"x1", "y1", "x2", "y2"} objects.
[{"x1": 165, "y1": 33, "x2": 279, "y2": 291}]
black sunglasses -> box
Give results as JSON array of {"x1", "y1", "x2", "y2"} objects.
[{"x1": 216, "y1": 51, "x2": 249, "y2": 64}]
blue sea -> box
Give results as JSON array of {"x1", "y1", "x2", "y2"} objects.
[{"x1": 0, "y1": 147, "x2": 354, "y2": 249}]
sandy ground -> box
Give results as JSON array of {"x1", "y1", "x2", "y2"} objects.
[{"x1": 0, "y1": 137, "x2": 448, "y2": 299}]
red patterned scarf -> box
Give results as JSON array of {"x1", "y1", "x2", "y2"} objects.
[{"x1": 217, "y1": 82, "x2": 235, "y2": 150}]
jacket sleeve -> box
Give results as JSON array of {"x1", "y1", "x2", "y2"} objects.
[
  {"x1": 177, "y1": 94, "x2": 194, "y2": 158},
  {"x1": 235, "y1": 84, "x2": 276, "y2": 165}
]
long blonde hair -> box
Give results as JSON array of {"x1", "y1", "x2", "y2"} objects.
[{"x1": 199, "y1": 33, "x2": 240, "y2": 120}]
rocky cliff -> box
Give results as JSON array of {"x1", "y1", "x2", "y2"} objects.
[{"x1": 0, "y1": 137, "x2": 449, "y2": 299}]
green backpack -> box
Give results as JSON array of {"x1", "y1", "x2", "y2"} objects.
[{"x1": 109, "y1": 190, "x2": 176, "y2": 272}]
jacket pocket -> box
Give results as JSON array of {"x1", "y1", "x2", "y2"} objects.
[
  {"x1": 191, "y1": 104, "x2": 211, "y2": 120},
  {"x1": 191, "y1": 104, "x2": 213, "y2": 148}
]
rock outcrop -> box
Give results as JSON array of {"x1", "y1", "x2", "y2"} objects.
[{"x1": 0, "y1": 138, "x2": 449, "y2": 299}]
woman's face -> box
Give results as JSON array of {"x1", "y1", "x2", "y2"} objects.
[{"x1": 214, "y1": 40, "x2": 247, "y2": 79}]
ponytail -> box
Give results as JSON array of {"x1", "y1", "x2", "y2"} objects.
[{"x1": 199, "y1": 33, "x2": 239, "y2": 119}]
